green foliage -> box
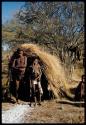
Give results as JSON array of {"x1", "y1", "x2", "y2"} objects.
[{"x1": 2, "y1": 2, "x2": 84, "y2": 70}]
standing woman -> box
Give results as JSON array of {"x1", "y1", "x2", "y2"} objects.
[{"x1": 29, "y1": 58, "x2": 43, "y2": 106}]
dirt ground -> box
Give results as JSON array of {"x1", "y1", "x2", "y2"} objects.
[{"x1": 2, "y1": 99, "x2": 85, "y2": 123}]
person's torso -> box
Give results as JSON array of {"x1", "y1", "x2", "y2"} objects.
[
  {"x1": 15, "y1": 56, "x2": 26, "y2": 68},
  {"x1": 31, "y1": 64, "x2": 41, "y2": 79}
]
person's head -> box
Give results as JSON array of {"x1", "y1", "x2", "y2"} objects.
[
  {"x1": 82, "y1": 75, "x2": 85, "y2": 82},
  {"x1": 19, "y1": 50, "x2": 24, "y2": 57},
  {"x1": 33, "y1": 58, "x2": 39, "y2": 65},
  {"x1": 17, "y1": 48, "x2": 24, "y2": 57}
]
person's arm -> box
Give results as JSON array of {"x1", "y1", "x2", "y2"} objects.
[
  {"x1": 12, "y1": 59, "x2": 19, "y2": 69},
  {"x1": 12, "y1": 59, "x2": 16, "y2": 68},
  {"x1": 36, "y1": 66, "x2": 42, "y2": 80},
  {"x1": 39, "y1": 65, "x2": 42, "y2": 77},
  {"x1": 39, "y1": 69, "x2": 42, "y2": 79},
  {"x1": 23, "y1": 56, "x2": 27, "y2": 68},
  {"x1": 81, "y1": 82, "x2": 84, "y2": 98}
]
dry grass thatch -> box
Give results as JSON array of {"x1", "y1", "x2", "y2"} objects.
[{"x1": 16, "y1": 43, "x2": 69, "y2": 99}]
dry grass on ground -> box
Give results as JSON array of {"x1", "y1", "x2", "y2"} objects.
[
  {"x1": 2, "y1": 99, "x2": 84, "y2": 123},
  {"x1": 23, "y1": 100, "x2": 85, "y2": 123}
]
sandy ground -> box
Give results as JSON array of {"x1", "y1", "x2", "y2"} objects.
[
  {"x1": 2, "y1": 99, "x2": 85, "y2": 124},
  {"x1": 2, "y1": 103, "x2": 33, "y2": 123}
]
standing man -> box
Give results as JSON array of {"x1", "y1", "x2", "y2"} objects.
[{"x1": 12, "y1": 48, "x2": 27, "y2": 103}]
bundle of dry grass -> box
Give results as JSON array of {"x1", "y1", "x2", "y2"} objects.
[{"x1": 16, "y1": 43, "x2": 68, "y2": 99}]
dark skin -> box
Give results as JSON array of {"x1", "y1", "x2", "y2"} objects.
[
  {"x1": 82, "y1": 75, "x2": 85, "y2": 82},
  {"x1": 29, "y1": 59, "x2": 42, "y2": 106},
  {"x1": 75, "y1": 75, "x2": 85, "y2": 101},
  {"x1": 80, "y1": 75, "x2": 85, "y2": 99},
  {"x1": 32, "y1": 59, "x2": 42, "y2": 80},
  {"x1": 16, "y1": 51, "x2": 24, "y2": 103},
  {"x1": 12, "y1": 50, "x2": 27, "y2": 103}
]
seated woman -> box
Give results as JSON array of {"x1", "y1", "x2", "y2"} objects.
[{"x1": 74, "y1": 75, "x2": 85, "y2": 101}]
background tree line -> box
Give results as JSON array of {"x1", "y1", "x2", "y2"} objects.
[{"x1": 2, "y1": 2, "x2": 84, "y2": 79}]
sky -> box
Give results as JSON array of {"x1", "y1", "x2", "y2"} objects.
[{"x1": 2, "y1": 2, "x2": 25, "y2": 24}]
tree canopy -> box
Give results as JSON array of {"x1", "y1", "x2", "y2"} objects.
[{"x1": 2, "y1": 2, "x2": 84, "y2": 62}]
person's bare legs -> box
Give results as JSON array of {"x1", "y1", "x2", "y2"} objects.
[
  {"x1": 16, "y1": 80, "x2": 20, "y2": 103},
  {"x1": 38, "y1": 92, "x2": 41, "y2": 105},
  {"x1": 33, "y1": 82, "x2": 37, "y2": 106},
  {"x1": 29, "y1": 87, "x2": 32, "y2": 106},
  {"x1": 34, "y1": 96, "x2": 37, "y2": 106},
  {"x1": 38, "y1": 82, "x2": 43, "y2": 105}
]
